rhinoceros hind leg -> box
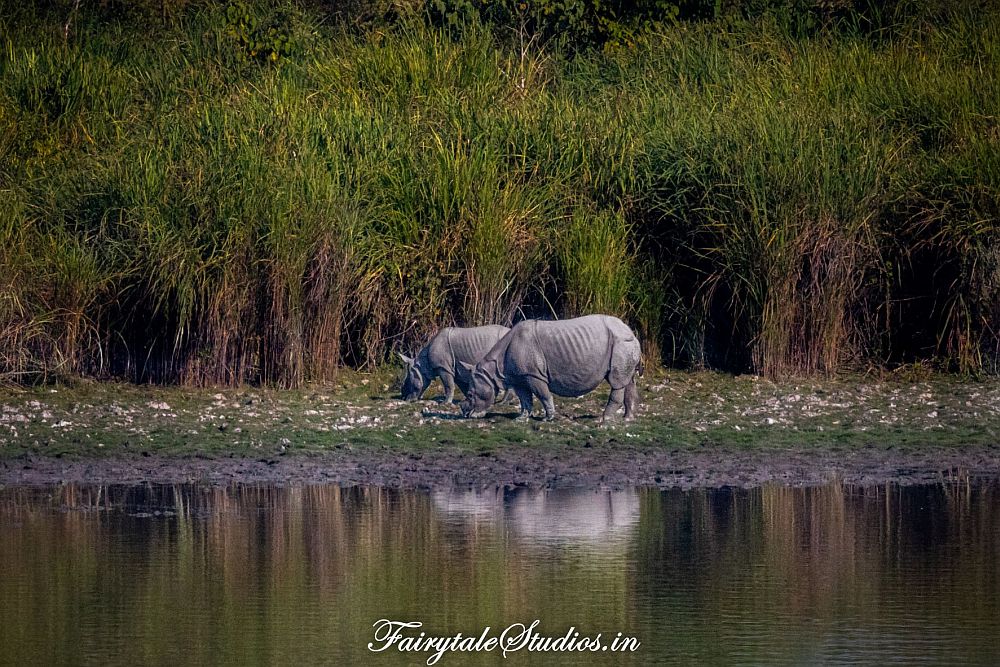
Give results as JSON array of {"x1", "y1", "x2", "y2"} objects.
[
  {"x1": 607, "y1": 341, "x2": 641, "y2": 390},
  {"x1": 513, "y1": 385, "x2": 534, "y2": 421},
  {"x1": 623, "y1": 377, "x2": 638, "y2": 421},
  {"x1": 601, "y1": 387, "x2": 625, "y2": 423}
]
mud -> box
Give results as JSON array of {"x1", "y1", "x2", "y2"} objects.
[{"x1": 3, "y1": 443, "x2": 998, "y2": 489}]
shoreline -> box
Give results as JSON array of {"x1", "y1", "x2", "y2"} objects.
[
  {"x1": 3, "y1": 444, "x2": 999, "y2": 489},
  {"x1": 3, "y1": 371, "x2": 999, "y2": 489}
]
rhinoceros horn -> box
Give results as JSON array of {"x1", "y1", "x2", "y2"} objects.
[{"x1": 398, "y1": 352, "x2": 414, "y2": 365}]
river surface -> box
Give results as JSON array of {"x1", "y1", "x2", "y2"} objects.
[{"x1": 1, "y1": 481, "x2": 999, "y2": 665}]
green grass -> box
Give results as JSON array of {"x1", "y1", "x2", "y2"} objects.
[
  {"x1": 1, "y1": 369, "x2": 998, "y2": 460},
  {"x1": 1, "y1": 2, "x2": 997, "y2": 386}
]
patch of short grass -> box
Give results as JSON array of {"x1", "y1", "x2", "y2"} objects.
[{"x1": 2, "y1": 371, "x2": 998, "y2": 460}]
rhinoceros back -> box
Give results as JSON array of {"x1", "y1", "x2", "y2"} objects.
[
  {"x1": 508, "y1": 315, "x2": 639, "y2": 397},
  {"x1": 446, "y1": 325, "x2": 509, "y2": 367}
]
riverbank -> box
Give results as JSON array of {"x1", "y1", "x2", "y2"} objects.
[
  {"x1": 2, "y1": 370, "x2": 998, "y2": 488},
  {"x1": 4, "y1": 444, "x2": 998, "y2": 489}
]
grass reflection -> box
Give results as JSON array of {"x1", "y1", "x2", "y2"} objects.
[{"x1": 1, "y1": 481, "x2": 998, "y2": 665}]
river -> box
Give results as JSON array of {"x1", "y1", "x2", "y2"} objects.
[{"x1": 1, "y1": 481, "x2": 998, "y2": 664}]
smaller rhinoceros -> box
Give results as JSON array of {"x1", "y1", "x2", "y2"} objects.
[
  {"x1": 399, "y1": 325, "x2": 510, "y2": 403},
  {"x1": 459, "y1": 314, "x2": 642, "y2": 422}
]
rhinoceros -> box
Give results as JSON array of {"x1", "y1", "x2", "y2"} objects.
[
  {"x1": 399, "y1": 325, "x2": 510, "y2": 403},
  {"x1": 459, "y1": 314, "x2": 642, "y2": 422}
]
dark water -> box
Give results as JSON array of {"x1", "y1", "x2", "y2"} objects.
[{"x1": 2, "y1": 482, "x2": 999, "y2": 665}]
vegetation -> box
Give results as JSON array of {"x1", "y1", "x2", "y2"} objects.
[
  {"x1": 3, "y1": 369, "x2": 999, "y2": 459},
  {"x1": 1, "y1": 0, "x2": 997, "y2": 386}
]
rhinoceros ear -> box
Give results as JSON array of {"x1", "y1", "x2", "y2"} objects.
[
  {"x1": 458, "y1": 361, "x2": 475, "y2": 373},
  {"x1": 398, "y1": 352, "x2": 413, "y2": 366}
]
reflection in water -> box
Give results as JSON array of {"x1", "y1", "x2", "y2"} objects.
[
  {"x1": 433, "y1": 488, "x2": 640, "y2": 547},
  {"x1": 1, "y1": 482, "x2": 998, "y2": 665}
]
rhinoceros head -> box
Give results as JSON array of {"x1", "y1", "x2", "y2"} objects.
[
  {"x1": 459, "y1": 361, "x2": 497, "y2": 418},
  {"x1": 398, "y1": 352, "x2": 428, "y2": 401}
]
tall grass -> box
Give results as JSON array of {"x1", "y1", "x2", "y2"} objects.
[
  {"x1": 0, "y1": 2, "x2": 997, "y2": 384},
  {"x1": 557, "y1": 208, "x2": 633, "y2": 318}
]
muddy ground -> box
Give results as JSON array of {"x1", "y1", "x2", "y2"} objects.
[
  {"x1": 3, "y1": 444, "x2": 999, "y2": 489},
  {"x1": 2, "y1": 369, "x2": 999, "y2": 488}
]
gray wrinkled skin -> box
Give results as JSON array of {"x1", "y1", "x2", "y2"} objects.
[
  {"x1": 460, "y1": 315, "x2": 641, "y2": 422},
  {"x1": 399, "y1": 325, "x2": 510, "y2": 403}
]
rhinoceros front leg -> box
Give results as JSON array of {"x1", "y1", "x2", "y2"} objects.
[
  {"x1": 525, "y1": 377, "x2": 556, "y2": 421},
  {"x1": 600, "y1": 387, "x2": 625, "y2": 423},
  {"x1": 439, "y1": 371, "x2": 457, "y2": 404},
  {"x1": 513, "y1": 384, "x2": 534, "y2": 421}
]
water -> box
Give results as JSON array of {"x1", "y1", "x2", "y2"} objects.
[{"x1": 1, "y1": 482, "x2": 999, "y2": 665}]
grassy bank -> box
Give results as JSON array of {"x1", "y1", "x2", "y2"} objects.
[
  {"x1": 2, "y1": 370, "x2": 998, "y2": 459},
  {"x1": 1, "y1": 1, "x2": 998, "y2": 386}
]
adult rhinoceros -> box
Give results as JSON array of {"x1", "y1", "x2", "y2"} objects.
[
  {"x1": 459, "y1": 314, "x2": 642, "y2": 422},
  {"x1": 399, "y1": 325, "x2": 510, "y2": 404}
]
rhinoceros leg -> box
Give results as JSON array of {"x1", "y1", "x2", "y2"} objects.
[
  {"x1": 623, "y1": 377, "x2": 638, "y2": 421},
  {"x1": 601, "y1": 387, "x2": 625, "y2": 422},
  {"x1": 513, "y1": 384, "x2": 534, "y2": 421},
  {"x1": 525, "y1": 377, "x2": 556, "y2": 421},
  {"x1": 607, "y1": 339, "x2": 641, "y2": 390},
  {"x1": 439, "y1": 371, "x2": 457, "y2": 404}
]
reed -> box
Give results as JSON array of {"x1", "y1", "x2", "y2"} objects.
[{"x1": 0, "y1": 1, "x2": 996, "y2": 384}]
